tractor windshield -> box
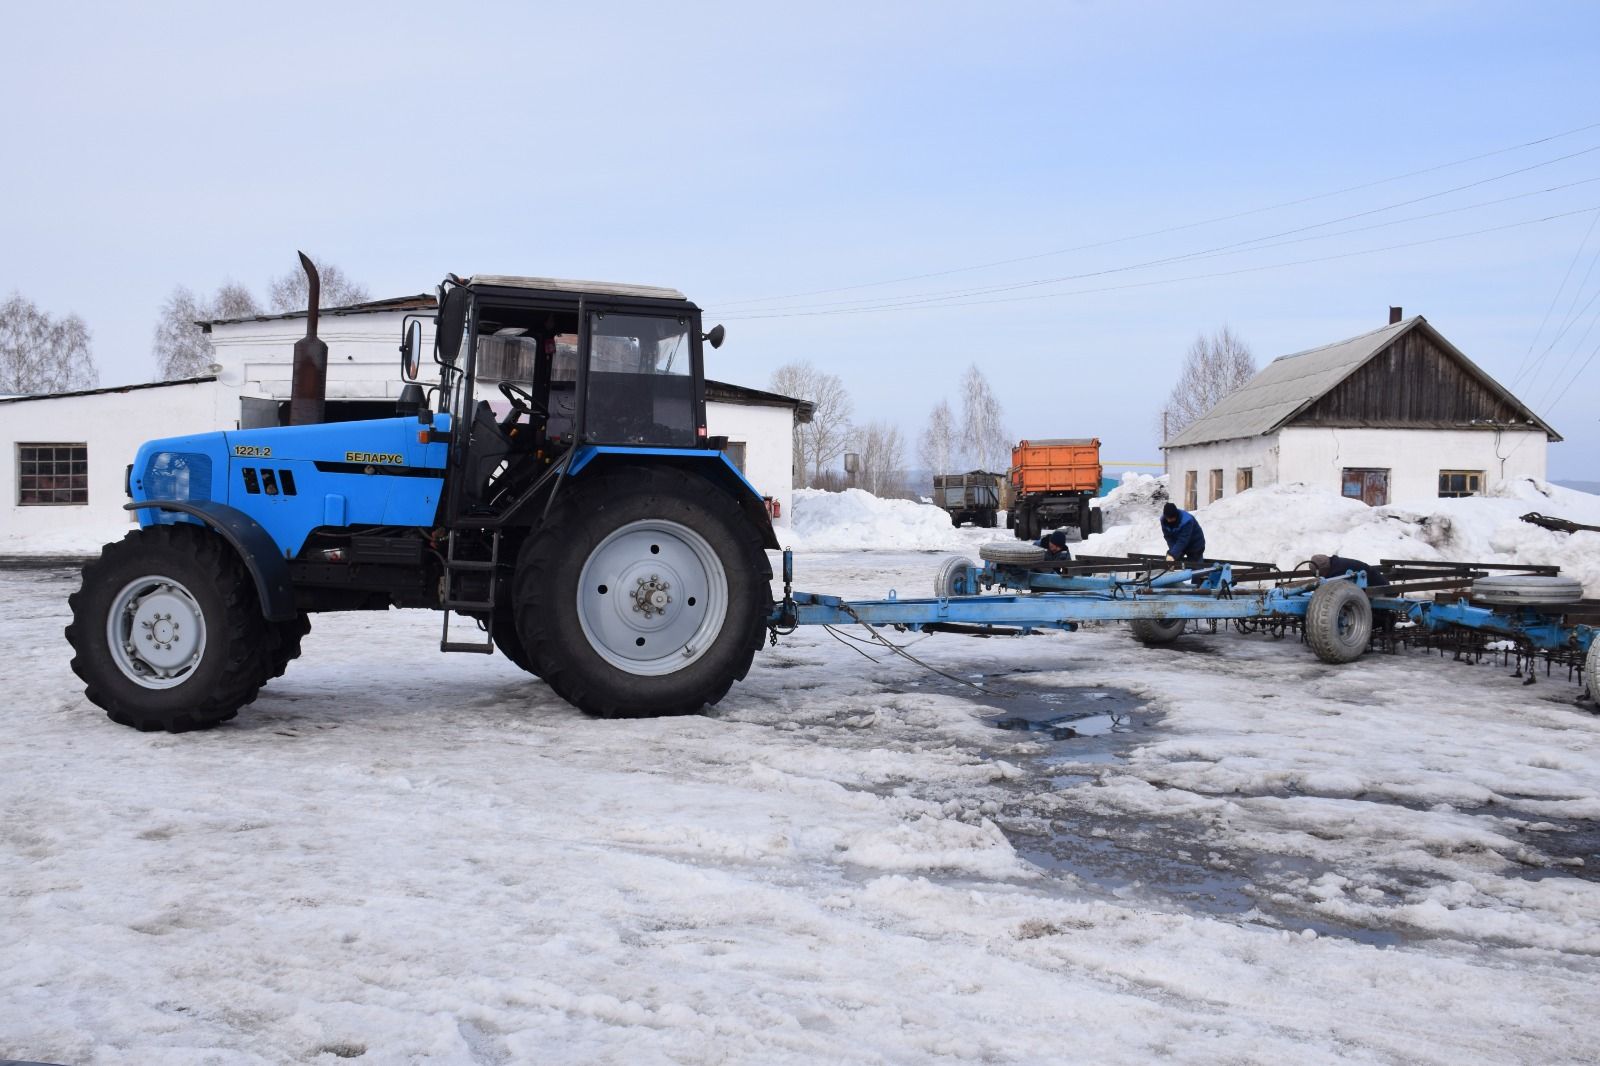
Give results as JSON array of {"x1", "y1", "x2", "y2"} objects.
[{"x1": 582, "y1": 312, "x2": 696, "y2": 447}]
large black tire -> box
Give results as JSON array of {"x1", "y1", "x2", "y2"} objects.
[
  {"x1": 1089, "y1": 508, "x2": 1104, "y2": 536},
  {"x1": 513, "y1": 466, "x2": 772, "y2": 718},
  {"x1": 263, "y1": 612, "x2": 311, "y2": 681},
  {"x1": 65, "y1": 524, "x2": 270, "y2": 732},
  {"x1": 1471, "y1": 574, "x2": 1584, "y2": 606},
  {"x1": 492, "y1": 605, "x2": 538, "y2": 675},
  {"x1": 1129, "y1": 617, "x2": 1186, "y2": 645},
  {"x1": 1305, "y1": 581, "x2": 1372, "y2": 664},
  {"x1": 980, "y1": 541, "x2": 1049, "y2": 565}
]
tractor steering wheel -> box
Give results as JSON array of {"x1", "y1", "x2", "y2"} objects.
[{"x1": 497, "y1": 381, "x2": 545, "y2": 432}]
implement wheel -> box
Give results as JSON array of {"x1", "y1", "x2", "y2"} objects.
[
  {"x1": 934, "y1": 555, "x2": 978, "y2": 597},
  {"x1": 65, "y1": 524, "x2": 269, "y2": 732},
  {"x1": 1585, "y1": 640, "x2": 1599, "y2": 701},
  {"x1": 1129, "y1": 617, "x2": 1186, "y2": 645},
  {"x1": 514, "y1": 466, "x2": 772, "y2": 718},
  {"x1": 1305, "y1": 581, "x2": 1372, "y2": 664}
]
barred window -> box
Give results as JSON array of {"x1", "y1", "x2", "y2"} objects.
[{"x1": 18, "y1": 443, "x2": 88, "y2": 505}]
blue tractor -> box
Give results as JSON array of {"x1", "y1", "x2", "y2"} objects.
[{"x1": 66, "y1": 264, "x2": 778, "y2": 731}]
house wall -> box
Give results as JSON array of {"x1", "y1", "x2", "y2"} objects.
[
  {"x1": 1165, "y1": 426, "x2": 1547, "y2": 508},
  {"x1": 705, "y1": 401, "x2": 794, "y2": 526},
  {"x1": 1162, "y1": 437, "x2": 1281, "y2": 508},
  {"x1": 0, "y1": 381, "x2": 229, "y2": 550},
  {"x1": 1275, "y1": 426, "x2": 1547, "y2": 504},
  {"x1": 210, "y1": 311, "x2": 430, "y2": 400}
]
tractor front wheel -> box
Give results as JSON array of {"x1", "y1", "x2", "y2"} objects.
[
  {"x1": 514, "y1": 466, "x2": 772, "y2": 718},
  {"x1": 65, "y1": 524, "x2": 270, "y2": 732}
]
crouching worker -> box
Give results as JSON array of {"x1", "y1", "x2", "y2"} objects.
[
  {"x1": 1310, "y1": 554, "x2": 1383, "y2": 587},
  {"x1": 1037, "y1": 529, "x2": 1071, "y2": 558},
  {"x1": 1160, "y1": 502, "x2": 1206, "y2": 571}
]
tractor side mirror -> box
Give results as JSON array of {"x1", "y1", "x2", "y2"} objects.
[
  {"x1": 399, "y1": 320, "x2": 423, "y2": 381},
  {"x1": 703, "y1": 323, "x2": 725, "y2": 349},
  {"x1": 436, "y1": 285, "x2": 471, "y2": 367}
]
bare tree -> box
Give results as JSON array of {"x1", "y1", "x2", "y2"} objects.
[
  {"x1": 857, "y1": 420, "x2": 906, "y2": 497},
  {"x1": 959, "y1": 364, "x2": 1010, "y2": 471},
  {"x1": 0, "y1": 293, "x2": 98, "y2": 395},
  {"x1": 917, "y1": 399, "x2": 958, "y2": 478},
  {"x1": 771, "y1": 360, "x2": 854, "y2": 487},
  {"x1": 152, "y1": 282, "x2": 264, "y2": 380},
  {"x1": 268, "y1": 258, "x2": 370, "y2": 313},
  {"x1": 1160, "y1": 326, "x2": 1256, "y2": 440}
]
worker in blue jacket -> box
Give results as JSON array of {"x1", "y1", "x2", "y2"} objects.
[
  {"x1": 1160, "y1": 502, "x2": 1206, "y2": 570},
  {"x1": 1037, "y1": 529, "x2": 1071, "y2": 558}
]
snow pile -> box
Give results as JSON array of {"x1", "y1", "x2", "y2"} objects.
[
  {"x1": 788, "y1": 488, "x2": 972, "y2": 550},
  {"x1": 1091, "y1": 471, "x2": 1170, "y2": 530},
  {"x1": 1082, "y1": 476, "x2": 1600, "y2": 593}
]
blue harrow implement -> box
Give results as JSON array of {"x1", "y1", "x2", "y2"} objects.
[{"x1": 769, "y1": 544, "x2": 1600, "y2": 696}]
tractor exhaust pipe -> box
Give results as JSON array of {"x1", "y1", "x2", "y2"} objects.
[{"x1": 288, "y1": 251, "x2": 328, "y2": 426}]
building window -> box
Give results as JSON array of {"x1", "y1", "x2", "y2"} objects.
[
  {"x1": 1184, "y1": 470, "x2": 1198, "y2": 510},
  {"x1": 723, "y1": 441, "x2": 747, "y2": 474},
  {"x1": 1341, "y1": 467, "x2": 1389, "y2": 507},
  {"x1": 1236, "y1": 467, "x2": 1254, "y2": 493},
  {"x1": 1438, "y1": 470, "x2": 1483, "y2": 498},
  {"x1": 1208, "y1": 468, "x2": 1223, "y2": 503},
  {"x1": 18, "y1": 443, "x2": 88, "y2": 505}
]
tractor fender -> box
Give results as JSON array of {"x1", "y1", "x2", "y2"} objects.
[
  {"x1": 566, "y1": 447, "x2": 780, "y2": 550},
  {"x1": 122, "y1": 499, "x2": 297, "y2": 622}
]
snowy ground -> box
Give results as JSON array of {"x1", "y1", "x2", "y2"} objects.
[{"x1": 4, "y1": 550, "x2": 1600, "y2": 1065}]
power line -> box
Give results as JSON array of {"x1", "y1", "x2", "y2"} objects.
[
  {"x1": 1515, "y1": 236, "x2": 1600, "y2": 391},
  {"x1": 719, "y1": 205, "x2": 1600, "y2": 321},
  {"x1": 718, "y1": 169, "x2": 1600, "y2": 318},
  {"x1": 714, "y1": 118, "x2": 1600, "y2": 309},
  {"x1": 1511, "y1": 208, "x2": 1600, "y2": 385}
]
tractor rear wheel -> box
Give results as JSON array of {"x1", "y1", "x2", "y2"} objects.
[
  {"x1": 65, "y1": 524, "x2": 270, "y2": 732},
  {"x1": 1129, "y1": 617, "x2": 1186, "y2": 645},
  {"x1": 514, "y1": 466, "x2": 772, "y2": 718},
  {"x1": 492, "y1": 606, "x2": 537, "y2": 675},
  {"x1": 1305, "y1": 581, "x2": 1372, "y2": 663}
]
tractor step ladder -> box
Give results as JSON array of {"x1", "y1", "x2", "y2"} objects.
[{"x1": 440, "y1": 530, "x2": 499, "y2": 653}]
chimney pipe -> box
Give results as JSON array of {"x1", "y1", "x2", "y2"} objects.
[
  {"x1": 1388, "y1": 306, "x2": 1403, "y2": 325},
  {"x1": 288, "y1": 252, "x2": 328, "y2": 426}
]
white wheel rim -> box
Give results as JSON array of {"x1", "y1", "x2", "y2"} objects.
[
  {"x1": 105, "y1": 575, "x2": 208, "y2": 689},
  {"x1": 576, "y1": 519, "x2": 729, "y2": 677}
]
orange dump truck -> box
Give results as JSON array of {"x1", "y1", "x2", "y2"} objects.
[{"x1": 1008, "y1": 438, "x2": 1104, "y2": 541}]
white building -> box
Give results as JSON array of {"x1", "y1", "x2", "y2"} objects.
[
  {"x1": 1, "y1": 295, "x2": 809, "y2": 552},
  {"x1": 1162, "y1": 313, "x2": 1560, "y2": 509}
]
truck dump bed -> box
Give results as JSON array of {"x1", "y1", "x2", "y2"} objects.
[
  {"x1": 1010, "y1": 438, "x2": 1102, "y2": 494},
  {"x1": 933, "y1": 471, "x2": 1004, "y2": 509}
]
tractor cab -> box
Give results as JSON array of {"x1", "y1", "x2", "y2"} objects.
[{"x1": 404, "y1": 276, "x2": 720, "y2": 524}]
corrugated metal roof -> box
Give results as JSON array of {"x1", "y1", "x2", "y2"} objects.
[
  {"x1": 0, "y1": 375, "x2": 216, "y2": 405},
  {"x1": 1165, "y1": 318, "x2": 1416, "y2": 448},
  {"x1": 200, "y1": 294, "x2": 436, "y2": 330},
  {"x1": 467, "y1": 275, "x2": 686, "y2": 301}
]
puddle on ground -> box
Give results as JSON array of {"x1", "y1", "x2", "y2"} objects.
[
  {"x1": 980, "y1": 686, "x2": 1143, "y2": 740},
  {"x1": 952, "y1": 678, "x2": 1405, "y2": 946}
]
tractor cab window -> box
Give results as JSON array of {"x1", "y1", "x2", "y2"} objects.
[{"x1": 582, "y1": 312, "x2": 696, "y2": 447}]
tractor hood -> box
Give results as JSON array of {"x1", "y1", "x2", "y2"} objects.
[{"x1": 128, "y1": 414, "x2": 453, "y2": 556}]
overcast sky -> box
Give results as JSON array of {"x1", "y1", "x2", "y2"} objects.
[{"x1": 2, "y1": 1, "x2": 1597, "y2": 477}]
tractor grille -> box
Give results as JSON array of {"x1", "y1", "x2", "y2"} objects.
[{"x1": 144, "y1": 451, "x2": 213, "y2": 502}]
